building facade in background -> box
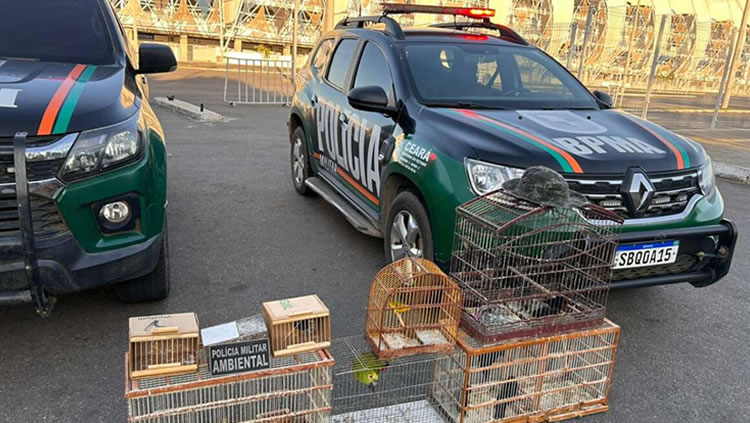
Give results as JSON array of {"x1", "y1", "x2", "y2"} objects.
[{"x1": 112, "y1": 0, "x2": 750, "y2": 92}]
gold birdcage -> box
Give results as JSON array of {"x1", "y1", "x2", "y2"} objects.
[{"x1": 365, "y1": 257, "x2": 462, "y2": 360}]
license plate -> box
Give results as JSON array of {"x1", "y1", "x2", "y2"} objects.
[{"x1": 613, "y1": 240, "x2": 680, "y2": 269}]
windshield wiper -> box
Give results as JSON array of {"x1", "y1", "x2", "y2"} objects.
[
  {"x1": 422, "y1": 101, "x2": 513, "y2": 110},
  {"x1": 541, "y1": 107, "x2": 597, "y2": 110}
]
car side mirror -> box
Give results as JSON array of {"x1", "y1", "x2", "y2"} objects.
[
  {"x1": 137, "y1": 43, "x2": 177, "y2": 74},
  {"x1": 592, "y1": 90, "x2": 613, "y2": 108},
  {"x1": 347, "y1": 86, "x2": 397, "y2": 116}
]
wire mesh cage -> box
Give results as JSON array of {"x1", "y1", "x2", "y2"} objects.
[
  {"x1": 366, "y1": 257, "x2": 462, "y2": 360},
  {"x1": 125, "y1": 348, "x2": 334, "y2": 423},
  {"x1": 432, "y1": 322, "x2": 620, "y2": 423},
  {"x1": 330, "y1": 336, "x2": 450, "y2": 423},
  {"x1": 129, "y1": 313, "x2": 201, "y2": 379},
  {"x1": 451, "y1": 190, "x2": 623, "y2": 343}
]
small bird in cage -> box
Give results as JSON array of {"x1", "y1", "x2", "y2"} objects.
[
  {"x1": 527, "y1": 295, "x2": 567, "y2": 318},
  {"x1": 494, "y1": 376, "x2": 519, "y2": 420},
  {"x1": 477, "y1": 305, "x2": 519, "y2": 326},
  {"x1": 352, "y1": 351, "x2": 390, "y2": 392},
  {"x1": 294, "y1": 318, "x2": 319, "y2": 339}
]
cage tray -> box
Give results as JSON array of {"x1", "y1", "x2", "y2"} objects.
[{"x1": 332, "y1": 399, "x2": 446, "y2": 423}]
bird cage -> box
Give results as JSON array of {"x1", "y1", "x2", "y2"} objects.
[
  {"x1": 330, "y1": 336, "x2": 449, "y2": 423},
  {"x1": 128, "y1": 313, "x2": 201, "y2": 379},
  {"x1": 263, "y1": 295, "x2": 332, "y2": 358},
  {"x1": 125, "y1": 348, "x2": 334, "y2": 423},
  {"x1": 366, "y1": 257, "x2": 462, "y2": 360},
  {"x1": 451, "y1": 190, "x2": 623, "y2": 343},
  {"x1": 432, "y1": 322, "x2": 620, "y2": 423}
]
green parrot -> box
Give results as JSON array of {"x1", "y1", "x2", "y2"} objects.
[{"x1": 352, "y1": 352, "x2": 389, "y2": 391}]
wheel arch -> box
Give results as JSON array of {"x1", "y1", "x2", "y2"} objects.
[{"x1": 380, "y1": 170, "x2": 430, "y2": 226}]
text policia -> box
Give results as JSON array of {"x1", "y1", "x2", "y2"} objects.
[{"x1": 315, "y1": 99, "x2": 383, "y2": 197}]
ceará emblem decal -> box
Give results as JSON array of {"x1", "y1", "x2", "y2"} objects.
[{"x1": 517, "y1": 110, "x2": 607, "y2": 135}]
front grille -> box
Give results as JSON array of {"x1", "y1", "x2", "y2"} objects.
[
  {"x1": 567, "y1": 170, "x2": 701, "y2": 219},
  {"x1": 0, "y1": 135, "x2": 70, "y2": 239},
  {"x1": 0, "y1": 136, "x2": 66, "y2": 184},
  {"x1": 613, "y1": 254, "x2": 698, "y2": 280},
  {"x1": 0, "y1": 188, "x2": 69, "y2": 239},
  {"x1": 0, "y1": 158, "x2": 65, "y2": 184}
]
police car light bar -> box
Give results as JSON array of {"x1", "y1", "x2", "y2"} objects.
[{"x1": 381, "y1": 3, "x2": 496, "y2": 19}]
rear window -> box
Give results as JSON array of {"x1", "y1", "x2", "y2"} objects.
[{"x1": 1, "y1": 0, "x2": 117, "y2": 65}]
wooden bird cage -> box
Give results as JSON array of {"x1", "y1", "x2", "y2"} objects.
[
  {"x1": 128, "y1": 313, "x2": 200, "y2": 379},
  {"x1": 451, "y1": 191, "x2": 623, "y2": 343},
  {"x1": 432, "y1": 321, "x2": 620, "y2": 423},
  {"x1": 366, "y1": 257, "x2": 462, "y2": 360},
  {"x1": 125, "y1": 348, "x2": 334, "y2": 423},
  {"x1": 263, "y1": 295, "x2": 331, "y2": 358}
]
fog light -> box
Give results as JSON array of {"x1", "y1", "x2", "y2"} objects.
[{"x1": 100, "y1": 201, "x2": 131, "y2": 224}]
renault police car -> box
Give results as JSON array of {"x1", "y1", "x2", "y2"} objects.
[
  {"x1": 288, "y1": 4, "x2": 736, "y2": 288},
  {"x1": 0, "y1": 0, "x2": 176, "y2": 315}
]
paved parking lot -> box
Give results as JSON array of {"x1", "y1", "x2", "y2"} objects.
[{"x1": 0, "y1": 73, "x2": 748, "y2": 422}]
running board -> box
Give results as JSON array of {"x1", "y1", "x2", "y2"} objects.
[
  {"x1": 0, "y1": 290, "x2": 33, "y2": 306},
  {"x1": 305, "y1": 176, "x2": 383, "y2": 238}
]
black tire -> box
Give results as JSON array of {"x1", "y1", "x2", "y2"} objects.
[
  {"x1": 383, "y1": 190, "x2": 434, "y2": 264},
  {"x1": 290, "y1": 126, "x2": 313, "y2": 196},
  {"x1": 116, "y1": 223, "x2": 170, "y2": 303}
]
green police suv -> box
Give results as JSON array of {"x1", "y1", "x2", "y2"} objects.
[
  {"x1": 0, "y1": 0, "x2": 176, "y2": 315},
  {"x1": 289, "y1": 4, "x2": 737, "y2": 289}
]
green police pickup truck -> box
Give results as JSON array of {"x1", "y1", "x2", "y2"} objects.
[{"x1": 0, "y1": 0, "x2": 176, "y2": 315}]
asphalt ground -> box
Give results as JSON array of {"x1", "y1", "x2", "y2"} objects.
[{"x1": 0, "y1": 72, "x2": 749, "y2": 422}]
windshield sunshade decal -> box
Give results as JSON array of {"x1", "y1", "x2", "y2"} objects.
[
  {"x1": 37, "y1": 64, "x2": 87, "y2": 136},
  {"x1": 621, "y1": 114, "x2": 689, "y2": 169},
  {"x1": 52, "y1": 65, "x2": 97, "y2": 135},
  {"x1": 452, "y1": 109, "x2": 584, "y2": 174}
]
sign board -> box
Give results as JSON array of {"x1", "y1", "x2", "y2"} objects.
[{"x1": 208, "y1": 339, "x2": 271, "y2": 376}]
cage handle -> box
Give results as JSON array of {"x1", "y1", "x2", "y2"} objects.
[
  {"x1": 150, "y1": 326, "x2": 179, "y2": 334},
  {"x1": 284, "y1": 341, "x2": 317, "y2": 351},
  {"x1": 147, "y1": 362, "x2": 182, "y2": 370}
]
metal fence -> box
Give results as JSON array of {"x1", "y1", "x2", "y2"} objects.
[
  {"x1": 503, "y1": 4, "x2": 749, "y2": 130},
  {"x1": 223, "y1": 56, "x2": 294, "y2": 105}
]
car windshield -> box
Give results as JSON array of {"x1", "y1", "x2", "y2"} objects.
[
  {"x1": 0, "y1": 0, "x2": 116, "y2": 65},
  {"x1": 403, "y1": 42, "x2": 599, "y2": 110}
]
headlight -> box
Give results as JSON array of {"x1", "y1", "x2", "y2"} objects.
[
  {"x1": 465, "y1": 158, "x2": 524, "y2": 195},
  {"x1": 698, "y1": 158, "x2": 715, "y2": 198},
  {"x1": 60, "y1": 113, "x2": 144, "y2": 182}
]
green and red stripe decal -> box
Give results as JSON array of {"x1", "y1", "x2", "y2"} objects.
[
  {"x1": 451, "y1": 109, "x2": 584, "y2": 174},
  {"x1": 621, "y1": 114, "x2": 690, "y2": 169},
  {"x1": 38, "y1": 64, "x2": 97, "y2": 136}
]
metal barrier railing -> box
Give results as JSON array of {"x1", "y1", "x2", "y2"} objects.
[{"x1": 223, "y1": 56, "x2": 293, "y2": 105}]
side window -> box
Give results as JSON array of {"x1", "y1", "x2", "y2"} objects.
[
  {"x1": 311, "y1": 39, "x2": 334, "y2": 76},
  {"x1": 326, "y1": 39, "x2": 358, "y2": 89},
  {"x1": 353, "y1": 42, "x2": 394, "y2": 102}
]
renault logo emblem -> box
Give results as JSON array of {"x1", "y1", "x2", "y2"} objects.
[{"x1": 621, "y1": 169, "x2": 654, "y2": 216}]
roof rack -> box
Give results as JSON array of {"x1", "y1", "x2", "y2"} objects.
[
  {"x1": 430, "y1": 21, "x2": 529, "y2": 45},
  {"x1": 335, "y1": 15, "x2": 405, "y2": 39}
]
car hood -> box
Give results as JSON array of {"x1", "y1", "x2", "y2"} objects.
[
  {"x1": 0, "y1": 59, "x2": 138, "y2": 138},
  {"x1": 425, "y1": 107, "x2": 707, "y2": 174}
]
